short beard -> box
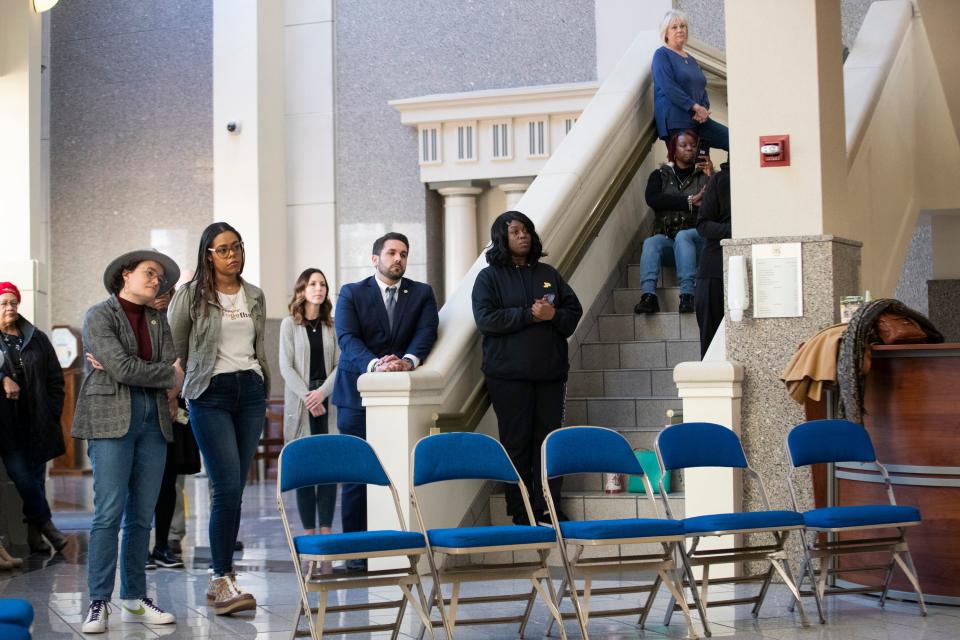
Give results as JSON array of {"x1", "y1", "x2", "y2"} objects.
[{"x1": 376, "y1": 261, "x2": 404, "y2": 283}]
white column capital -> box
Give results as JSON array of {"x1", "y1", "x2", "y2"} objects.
[{"x1": 436, "y1": 186, "x2": 483, "y2": 198}]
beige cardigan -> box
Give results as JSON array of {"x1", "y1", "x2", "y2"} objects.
[{"x1": 279, "y1": 315, "x2": 338, "y2": 442}]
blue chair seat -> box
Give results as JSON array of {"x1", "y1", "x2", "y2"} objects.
[
  {"x1": 803, "y1": 505, "x2": 921, "y2": 529},
  {"x1": 560, "y1": 518, "x2": 684, "y2": 540},
  {"x1": 428, "y1": 525, "x2": 555, "y2": 549},
  {"x1": 0, "y1": 599, "x2": 33, "y2": 628},
  {"x1": 0, "y1": 623, "x2": 29, "y2": 640},
  {"x1": 294, "y1": 530, "x2": 425, "y2": 555},
  {"x1": 683, "y1": 510, "x2": 804, "y2": 534}
]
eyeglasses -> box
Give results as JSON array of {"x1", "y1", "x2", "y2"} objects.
[
  {"x1": 0, "y1": 301, "x2": 19, "y2": 309},
  {"x1": 209, "y1": 241, "x2": 245, "y2": 258},
  {"x1": 139, "y1": 267, "x2": 167, "y2": 288}
]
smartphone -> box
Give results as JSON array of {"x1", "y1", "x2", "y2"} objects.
[{"x1": 696, "y1": 140, "x2": 709, "y2": 164}]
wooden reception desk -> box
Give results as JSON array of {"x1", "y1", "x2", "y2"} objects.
[{"x1": 834, "y1": 343, "x2": 960, "y2": 604}]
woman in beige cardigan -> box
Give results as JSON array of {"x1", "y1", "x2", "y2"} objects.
[{"x1": 279, "y1": 268, "x2": 339, "y2": 546}]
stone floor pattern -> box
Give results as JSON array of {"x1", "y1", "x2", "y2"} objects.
[{"x1": 0, "y1": 475, "x2": 955, "y2": 639}]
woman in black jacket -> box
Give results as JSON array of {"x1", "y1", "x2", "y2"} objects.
[
  {"x1": 695, "y1": 163, "x2": 731, "y2": 357},
  {"x1": 0, "y1": 281, "x2": 68, "y2": 554},
  {"x1": 471, "y1": 212, "x2": 583, "y2": 524}
]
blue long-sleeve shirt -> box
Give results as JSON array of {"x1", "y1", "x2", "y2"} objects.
[{"x1": 652, "y1": 46, "x2": 709, "y2": 139}]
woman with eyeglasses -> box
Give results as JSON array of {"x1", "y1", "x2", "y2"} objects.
[
  {"x1": 0, "y1": 282, "x2": 67, "y2": 564},
  {"x1": 168, "y1": 222, "x2": 270, "y2": 616},
  {"x1": 72, "y1": 250, "x2": 183, "y2": 633},
  {"x1": 278, "y1": 268, "x2": 339, "y2": 571}
]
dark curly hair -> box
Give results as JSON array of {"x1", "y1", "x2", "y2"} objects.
[
  {"x1": 107, "y1": 260, "x2": 146, "y2": 295},
  {"x1": 484, "y1": 211, "x2": 547, "y2": 267}
]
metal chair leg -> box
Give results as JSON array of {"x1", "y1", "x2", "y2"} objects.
[{"x1": 893, "y1": 544, "x2": 928, "y2": 616}]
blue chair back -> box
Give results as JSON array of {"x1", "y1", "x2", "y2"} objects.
[
  {"x1": 657, "y1": 422, "x2": 748, "y2": 471},
  {"x1": 279, "y1": 434, "x2": 390, "y2": 492},
  {"x1": 545, "y1": 427, "x2": 643, "y2": 478},
  {"x1": 787, "y1": 419, "x2": 877, "y2": 467},
  {"x1": 413, "y1": 432, "x2": 518, "y2": 486}
]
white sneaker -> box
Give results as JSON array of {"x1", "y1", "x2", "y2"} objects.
[
  {"x1": 119, "y1": 598, "x2": 176, "y2": 625},
  {"x1": 81, "y1": 600, "x2": 110, "y2": 634}
]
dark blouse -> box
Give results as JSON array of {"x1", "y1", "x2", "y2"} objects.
[{"x1": 306, "y1": 321, "x2": 326, "y2": 386}]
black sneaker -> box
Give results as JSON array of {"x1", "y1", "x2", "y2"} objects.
[
  {"x1": 145, "y1": 554, "x2": 157, "y2": 570},
  {"x1": 152, "y1": 547, "x2": 185, "y2": 568},
  {"x1": 634, "y1": 293, "x2": 660, "y2": 314},
  {"x1": 233, "y1": 540, "x2": 244, "y2": 552},
  {"x1": 678, "y1": 293, "x2": 695, "y2": 313}
]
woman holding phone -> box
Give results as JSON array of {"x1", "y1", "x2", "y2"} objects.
[{"x1": 471, "y1": 211, "x2": 582, "y2": 525}]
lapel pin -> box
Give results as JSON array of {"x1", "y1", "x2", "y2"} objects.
[
  {"x1": 543, "y1": 282, "x2": 552, "y2": 288},
  {"x1": 403, "y1": 289, "x2": 408, "y2": 294},
  {"x1": 150, "y1": 319, "x2": 157, "y2": 325}
]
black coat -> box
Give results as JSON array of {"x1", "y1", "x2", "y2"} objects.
[
  {"x1": 696, "y1": 164, "x2": 731, "y2": 279},
  {"x1": 0, "y1": 316, "x2": 66, "y2": 464},
  {"x1": 472, "y1": 261, "x2": 582, "y2": 382}
]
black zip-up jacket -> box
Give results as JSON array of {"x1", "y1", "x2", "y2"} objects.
[
  {"x1": 696, "y1": 163, "x2": 731, "y2": 279},
  {"x1": 472, "y1": 261, "x2": 582, "y2": 382}
]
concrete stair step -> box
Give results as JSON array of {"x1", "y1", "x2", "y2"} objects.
[
  {"x1": 566, "y1": 367, "x2": 676, "y2": 398},
  {"x1": 564, "y1": 396, "x2": 681, "y2": 429},
  {"x1": 577, "y1": 339, "x2": 700, "y2": 370},
  {"x1": 627, "y1": 264, "x2": 679, "y2": 289},
  {"x1": 613, "y1": 286, "x2": 689, "y2": 314},
  {"x1": 596, "y1": 311, "x2": 700, "y2": 342}
]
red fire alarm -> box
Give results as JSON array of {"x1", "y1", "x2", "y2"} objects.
[{"x1": 759, "y1": 135, "x2": 790, "y2": 167}]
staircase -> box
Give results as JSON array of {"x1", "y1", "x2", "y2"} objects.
[{"x1": 489, "y1": 261, "x2": 699, "y2": 528}]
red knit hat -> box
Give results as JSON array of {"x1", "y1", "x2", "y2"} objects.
[{"x1": 0, "y1": 282, "x2": 21, "y2": 303}]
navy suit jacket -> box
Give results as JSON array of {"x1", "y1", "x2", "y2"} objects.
[{"x1": 332, "y1": 275, "x2": 439, "y2": 410}]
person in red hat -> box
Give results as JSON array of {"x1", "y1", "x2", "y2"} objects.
[{"x1": 0, "y1": 281, "x2": 69, "y2": 559}]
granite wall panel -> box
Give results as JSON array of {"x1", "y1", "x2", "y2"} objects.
[
  {"x1": 334, "y1": 0, "x2": 596, "y2": 290},
  {"x1": 49, "y1": 0, "x2": 213, "y2": 326}
]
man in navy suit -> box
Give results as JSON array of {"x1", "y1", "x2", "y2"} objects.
[{"x1": 333, "y1": 232, "x2": 438, "y2": 568}]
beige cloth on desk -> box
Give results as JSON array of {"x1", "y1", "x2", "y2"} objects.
[{"x1": 781, "y1": 323, "x2": 851, "y2": 403}]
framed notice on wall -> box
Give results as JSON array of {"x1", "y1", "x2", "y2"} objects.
[{"x1": 751, "y1": 243, "x2": 803, "y2": 318}]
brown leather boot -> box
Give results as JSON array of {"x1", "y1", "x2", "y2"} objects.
[
  {"x1": 39, "y1": 520, "x2": 69, "y2": 552},
  {"x1": 0, "y1": 542, "x2": 23, "y2": 568},
  {"x1": 207, "y1": 574, "x2": 256, "y2": 615}
]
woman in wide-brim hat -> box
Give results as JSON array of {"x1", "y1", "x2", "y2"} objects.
[
  {"x1": 72, "y1": 249, "x2": 184, "y2": 634},
  {"x1": 0, "y1": 281, "x2": 67, "y2": 565}
]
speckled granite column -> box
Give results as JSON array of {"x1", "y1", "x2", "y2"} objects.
[
  {"x1": 722, "y1": 236, "x2": 861, "y2": 518},
  {"x1": 928, "y1": 280, "x2": 960, "y2": 342}
]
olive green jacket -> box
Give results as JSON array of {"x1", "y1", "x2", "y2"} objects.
[{"x1": 167, "y1": 280, "x2": 271, "y2": 400}]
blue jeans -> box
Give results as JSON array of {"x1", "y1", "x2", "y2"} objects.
[
  {"x1": 87, "y1": 387, "x2": 168, "y2": 601},
  {"x1": 640, "y1": 229, "x2": 704, "y2": 296},
  {"x1": 189, "y1": 370, "x2": 266, "y2": 576},
  {"x1": 669, "y1": 118, "x2": 729, "y2": 151},
  {"x1": 0, "y1": 449, "x2": 52, "y2": 525}
]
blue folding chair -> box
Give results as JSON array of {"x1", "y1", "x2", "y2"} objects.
[
  {"x1": 655, "y1": 422, "x2": 810, "y2": 636},
  {"x1": 0, "y1": 599, "x2": 32, "y2": 640},
  {"x1": 411, "y1": 432, "x2": 567, "y2": 640},
  {"x1": 543, "y1": 427, "x2": 699, "y2": 639},
  {"x1": 277, "y1": 434, "x2": 434, "y2": 640},
  {"x1": 785, "y1": 419, "x2": 928, "y2": 622}
]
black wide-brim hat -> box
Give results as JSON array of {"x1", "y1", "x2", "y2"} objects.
[{"x1": 102, "y1": 249, "x2": 181, "y2": 296}]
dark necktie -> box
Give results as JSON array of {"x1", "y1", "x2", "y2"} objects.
[{"x1": 385, "y1": 286, "x2": 397, "y2": 330}]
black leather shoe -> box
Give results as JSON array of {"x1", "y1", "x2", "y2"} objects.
[
  {"x1": 634, "y1": 293, "x2": 660, "y2": 314},
  {"x1": 678, "y1": 293, "x2": 695, "y2": 313},
  {"x1": 27, "y1": 524, "x2": 51, "y2": 554},
  {"x1": 345, "y1": 559, "x2": 367, "y2": 572},
  {"x1": 233, "y1": 540, "x2": 244, "y2": 552},
  {"x1": 152, "y1": 548, "x2": 185, "y2": 568}
]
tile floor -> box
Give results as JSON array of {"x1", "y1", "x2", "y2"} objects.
[{"x1": 1, "y1": 476, "x2": 955, "y2": 638}]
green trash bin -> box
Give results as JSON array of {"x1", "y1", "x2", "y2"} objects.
[{"x1": 627, "y1": 449, "x2": 670, "y2": 494}]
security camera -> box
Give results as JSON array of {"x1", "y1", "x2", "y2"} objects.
[{"x1": 226, "y1": 121, "x2": 241, "y2": 134}]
